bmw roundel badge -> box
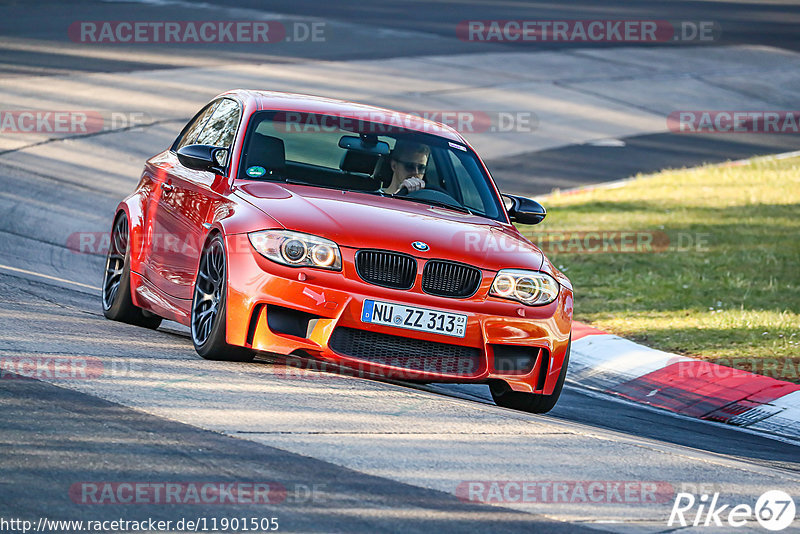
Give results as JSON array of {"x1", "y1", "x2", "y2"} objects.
[{"x1": 412, "y1": 241, "x2": 430, "y2": 252}]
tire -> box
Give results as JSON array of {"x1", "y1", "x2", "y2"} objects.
[
  {"x1": 490, "y1": 337, "x2": 571, "y2": 414},
  {"x1": 191, "y1": 233, "x2": 254, "y2": 362},
  {"x1": 102, "y1": 212, "x2": 162, "y2": 329}
]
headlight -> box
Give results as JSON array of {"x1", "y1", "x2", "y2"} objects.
[
  {"x1": 490, "y1": 269, "x2": 559, "y2": 306},
  {"x1": 248, "y1": 230, "x2": 342, "y2": 270}
]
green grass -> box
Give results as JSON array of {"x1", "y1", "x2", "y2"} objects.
[{"x1": 517, "y1": 156, "x2": 800, "y2": 382}]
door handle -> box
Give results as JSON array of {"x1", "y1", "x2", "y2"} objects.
[{"x1": 161, "y1": 182, "x2": 174, "y2": 193}]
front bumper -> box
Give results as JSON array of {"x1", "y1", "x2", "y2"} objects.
[{"x1": 224, "y1": 235, "x2": 573, "y2": 394}]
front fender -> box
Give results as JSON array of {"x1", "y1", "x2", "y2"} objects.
[
  {"x1": 207, "y1": 191, "x2": 284, "y2": 238},
  {"x1": 116, "y1": 173, "x2": 159, "y2": 275}
]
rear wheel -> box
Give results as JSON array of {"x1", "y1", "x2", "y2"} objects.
[
  {"x1": 102, "y1": 213, "x2": 162, "y2": 329},
  {"x1": 191, "y1": 234, "x2": 254, "y2": 362},
  {"x1": 490, "y1": 337, "x2": 570, "y2": 414}
]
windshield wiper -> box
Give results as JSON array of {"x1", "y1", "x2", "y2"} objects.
[
  {"x1": 359, "y1": 189, "x2": 390, "y2": 197},
  {"x1": 275, "y1": 181, "x2": 477, "y2": 215},
  {"x1": 280, "y1": 178, "x2": 349, "y2": 191},
  {"x1": 392, "y1": 195, "x2": 475, "y2": 215}
]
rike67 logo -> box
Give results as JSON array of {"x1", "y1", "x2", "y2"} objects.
[{"x1": 669, "y1": 490, "x2": 796, "y2": 531}]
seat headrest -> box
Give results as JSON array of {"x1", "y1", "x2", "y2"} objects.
[
  {"x1": 340, "y1": 150, "x2": 379, "y2": 175},
  {"x1": 245, "y1": 133, "x2": 285, "y2": 172},
  {"x1": 373, "y1": 154, "x2": 394, "y2": 187}
]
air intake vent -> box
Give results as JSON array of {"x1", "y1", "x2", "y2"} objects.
[{"x1": 329, "y1": 327, "x2": 483, "y2": 376}]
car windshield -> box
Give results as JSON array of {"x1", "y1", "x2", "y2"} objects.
[{"x1": 237, "y1": 110, "x2": 505, "y2": 221}]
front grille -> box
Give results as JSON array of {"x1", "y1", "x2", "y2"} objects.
[
  {"x1": 355, "y1": 250, "x2": 416, "y2": 289},
  {"x1": 329, "y1": 327, "x2": 482, "y2": 376},
  {"x1": 422, "y1": 260, "x2": 482, "y2": 298}
]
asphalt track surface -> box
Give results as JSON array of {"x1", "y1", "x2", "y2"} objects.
[
  {"x1": 1, "y1": 1, "x2": 800, "y2": 532},
  {"x1": 3, "y1": 0, "x2": 799, "y2": 190},
  {"x1": 488, "y1": 132, "x2": 800, "y2": 195}
]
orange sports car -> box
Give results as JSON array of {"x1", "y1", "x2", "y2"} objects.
[{"x1": 102, "y1": 90, "x2": 573, "y2": 413}]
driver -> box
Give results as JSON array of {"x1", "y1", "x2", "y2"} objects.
[{"x1": 384, "y1": 140, "x2": 430, "y2": 195}]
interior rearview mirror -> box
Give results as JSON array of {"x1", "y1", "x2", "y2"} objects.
[{"x1": 338, "y1": 135, "x2": 390, "y2": 155}]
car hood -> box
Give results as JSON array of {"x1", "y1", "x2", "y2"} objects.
[{"x1": 234, "y1": 182, "x2": 543, "y2": 271}]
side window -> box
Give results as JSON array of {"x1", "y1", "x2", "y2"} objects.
[
  {"x1": 196, "y1": 99, "x2": 240, "y2": 149},
  {"x1": 175, "y1": 102, "x2": 218, "y2": 151}
]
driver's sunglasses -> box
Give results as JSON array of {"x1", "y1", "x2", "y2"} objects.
[{"x1": 396, "y1": 159, "x2": 427, "y2": 173}]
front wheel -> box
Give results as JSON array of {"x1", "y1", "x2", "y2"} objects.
[
  {"x1": 490, "y1": 337, "x2": 570, "y2": 414},
  {"x1": 102, "y1": 212, "x2": 162, "y2": 329},
  {"x1": 191, "y1": 234, "x2": 254, "y2": 362}
]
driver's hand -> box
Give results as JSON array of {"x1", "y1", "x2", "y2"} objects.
[{"x1": 400, "y1": 177, "x2": 424, "y2": 192}]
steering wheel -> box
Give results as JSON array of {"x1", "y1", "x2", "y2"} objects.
[{"x1": 397, "y1": 187, "x2": 462, "y2": 208}]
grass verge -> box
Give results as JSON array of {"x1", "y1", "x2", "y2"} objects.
[{"x1": 517, "y1": 155, "x2": 800, "y2": 383}]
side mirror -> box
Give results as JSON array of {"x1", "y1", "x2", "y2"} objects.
[
  {"x1": 177, "y1": 144, "x2": 228, "y2": 174},
  {"x1": 503, "y1": 194, "x2": 546, "y2": 225}
]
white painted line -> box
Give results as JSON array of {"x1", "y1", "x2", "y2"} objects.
[
  {"x1": 0, "y1": 263, "x2": 101, "y2": 291},
  {"x1": 584, "y1": 138, "x2": 626, "y2": 147}
]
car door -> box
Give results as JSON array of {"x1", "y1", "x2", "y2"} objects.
[{"x1": 146, "y1": 98, "x2": 241, "y2": 300}]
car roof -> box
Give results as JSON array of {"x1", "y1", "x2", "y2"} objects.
[{"x1": 220, "y1": 89, "x2": 467, "y2": 143}]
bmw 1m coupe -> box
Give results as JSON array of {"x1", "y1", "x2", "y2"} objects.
[{"x1": 102, "y1": 90, "x2": 573, "y2": 413}]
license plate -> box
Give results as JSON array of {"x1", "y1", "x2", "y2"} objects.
[{"x1": 361, "y1": 299, "x2": 467, "y2": 338}]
